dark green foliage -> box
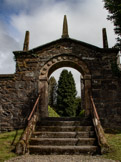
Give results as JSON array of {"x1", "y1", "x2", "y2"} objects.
[
  {"x1": 48, "y1": 76, "x2": 57, "y2": 107},
  {"x1": 75, "y1": 97, "x2": 82, "y2": 116},
  {"x1": 103, "y1": 0, "x2": 121, "y2": 48},
  {"x1": 56, "y1": 69, "x2": 77, "y2": 117}
]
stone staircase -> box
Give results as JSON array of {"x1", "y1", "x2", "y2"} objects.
[{"x1": 28, "y1": 117, "x2": 99, "y2": 155}]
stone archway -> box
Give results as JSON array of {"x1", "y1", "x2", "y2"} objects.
[{"x1": 38, "y1": 54, "x2": 91, "y2": 117}]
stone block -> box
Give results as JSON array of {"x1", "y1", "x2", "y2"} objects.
[
  {"x1": 15, "y1": 81, "x2": 25, "y2": 89},
  {"x1": 25, "y1": 72, "x2": 35, "y2": 77}
]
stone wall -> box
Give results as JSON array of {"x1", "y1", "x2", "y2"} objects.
[
  {"x1": 0, "y1": 73, "x2": 38, "y2": 132},
  {"x1": 0, "y1": 38, "x2": 121, "y2": 132},
  {"x1": 91, "y1": 51, "x2": 121, "y2": 130},
  {"x1": 92, "y1": 78, "x2": 121, "y2": 130}
]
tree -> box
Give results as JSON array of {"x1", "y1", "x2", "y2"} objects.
[
  {"x1": 56, "y1": 69, "x2": 77, "y2": 117},
  {"x1": 48, "y1": 76, "x2": 57, "y2": 107},
  {"x1": 103, "y1": 0, "x2": 121, "y2": 48},
  {"x1": 75, "y1": 97, "x2": 82, "y2": 116}
]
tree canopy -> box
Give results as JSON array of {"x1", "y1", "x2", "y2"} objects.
[
  {"x1": 103, "y1": 0, "x2": 121, "y2": 48},
  {"x1": 56, "y1": 69, "x2": 77, "y2": 117}
]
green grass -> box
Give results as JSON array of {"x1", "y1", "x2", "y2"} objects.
[
  {"x1": 48, "y1": 106, "x2": 60, "y2": 117},
  {"x1": 102, "y1": 132, "x2": 121, "y2": 161},
  {"x1": 78, "y1": 109, "x2": 85, "y2": 117},
  {"x1": 0, "y1": 129, "x2": 23, "y2": 162}
]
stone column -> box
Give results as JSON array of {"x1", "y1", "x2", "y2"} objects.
[
  {"x1": 102, "y1": 28, "x2": 109, "y2": 49},
  {"x1": 38, "y1": 77, "x2": 49, "y2": 117},
  {"x1": 80, "y1": 75, "x2": 85, "y2": 110},
  {"x1": 83, "y1": 75, "x2": 91, "y2": 116}
]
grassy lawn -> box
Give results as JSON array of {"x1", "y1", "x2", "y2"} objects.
[
  {"x1": 0, "y1": 129, "x2": 23, "y2": 162},
  {"x1": 48, "y1": 105, "x2": 60, "y2": 117},
  {"x1": 102, "y1": 132, "x2": 121, "y2": 161}
]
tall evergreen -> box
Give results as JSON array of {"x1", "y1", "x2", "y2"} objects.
[
  {"x1": 56, "y1": 70, "x2": 77, "y2": 117},
  {"x1": 48, "y1": 76, "x2": 57, "y2": 107}
]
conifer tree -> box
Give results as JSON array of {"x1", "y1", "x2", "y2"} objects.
[
  {"x1": 48, "y1": 76, "x2": 57, "y2": 107},
  {"x1": 56, "y1": 69, "x2": 77, "y2": 117}
]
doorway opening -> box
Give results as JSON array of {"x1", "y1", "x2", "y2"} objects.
[{"x1": 48, "y1": 67, "x2": 84, "y2": 117}]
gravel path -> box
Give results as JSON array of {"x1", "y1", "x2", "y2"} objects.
[{"x1": 5, "y1": 155, "x2": 119, "y2": 162}]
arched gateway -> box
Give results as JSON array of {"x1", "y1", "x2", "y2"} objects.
[
  {"x1": 0, "y1": 15, "x2": 120, "y2": 133},
  {"x1": 39, "y1": 54, "x2": 91, "y2": 117}
]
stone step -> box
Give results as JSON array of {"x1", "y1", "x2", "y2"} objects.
[
  {"x1": 39, "y1": 117, "x2": 91, "y2": 121},
  {"x1": 29, "y1": 145, "x2": 98, "y2": 155},
  {"x1": 29, "y1": 138, "x2": 96, "y2": 146},
  {"x1": 32, "y1": 131, "x2": 95, "y2": 138},
  {"x1": 36, "y1": 126, "x2": 93, "y2": 132},
  {"x1": 37, "y1": 120, "x2": 92, "y2": 126}
]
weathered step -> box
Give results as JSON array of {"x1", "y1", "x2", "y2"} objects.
[
  {"x1": 29, "y1": 145, "x2": 98, "y2": 155},
  {"x1": 37, "y1": 120, "x2": 92, "y2": 126},
  {"x1": 36, "y1": 126, "x2": 93, "y2": 132},
  {"x1": 32, "y1": 131, "x2": 95, "y2": 138},
  {"x1": 39, "y1": 117, "x2": 91, "y2": 121},
  {"x1": 29, "y1": 138, "x2": 96, "y2": 146}
]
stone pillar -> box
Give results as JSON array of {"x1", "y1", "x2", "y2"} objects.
[
  {"x1": 23, "y1": 31, "x2": 30, "y2": 51},
  {"x1": 80, "y1": 75, "x2": 85, "y2": 110},
  {"x1": 38, "y1": 77, "x2": 49, "y2": 117},
  {"x1": 102, "y1": 28, "x2": 109, "y2": 49},
  {"x1": 83, "y1": 75, "x2": 91, "y2": 116},
  {"x1": 62, "y1": 15, "x2": 69, "y2": 38}
]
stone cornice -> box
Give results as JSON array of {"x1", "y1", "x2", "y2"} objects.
[{"x1": 13, "y1": 38, "x2": 119, "y2": 57}]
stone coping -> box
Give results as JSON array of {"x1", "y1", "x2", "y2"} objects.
[
  {"x1": 0, "y1": 74, "x2": 15, "y2": 79},
  {"x1": 13, "y1": 38, "x2": 119, "y2": 55}
]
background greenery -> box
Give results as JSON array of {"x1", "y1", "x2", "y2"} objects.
[
  {"x1": 103, "y1": 0, "x2": 121, "y2": 48},
  {"x1": 55, "y1": 69, "x2": 77, "y2": 117},
  {"x1": 48, "y1": 76, "x2": 57, "y2": 108},
  {"x1": 48, "y1": 105, "x2": 60, "y2": 117}
]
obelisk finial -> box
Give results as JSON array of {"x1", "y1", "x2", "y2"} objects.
[
  {"x1": 102, "y1": 28, "x2": 109, "y2": 48},
  {"x1": 23, "y1": 31, "x2": 30, "y2": 51},
  {"x1": 62, "y1": 15, "x2": 69, "y2": 38}
]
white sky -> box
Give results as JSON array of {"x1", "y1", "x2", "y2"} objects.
[{"x1": 0, "y1": 0, "x2": 117, "y2": 95}]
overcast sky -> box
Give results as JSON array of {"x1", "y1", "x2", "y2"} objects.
[{"x1": 0, "y1": 0, "x2": 116, "y2": 96}]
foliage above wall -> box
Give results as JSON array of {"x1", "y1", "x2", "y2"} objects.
[{"x1": 103, "y1": 0, "x2": 121, "y2": 48}]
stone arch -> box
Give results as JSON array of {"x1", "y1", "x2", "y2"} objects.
[
  {"x1": 39, "y1": 54, "x2": 91, "y2": 117},
  {"x1": 39, "y1": 54, "x2": 90, "y2": 79}
]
